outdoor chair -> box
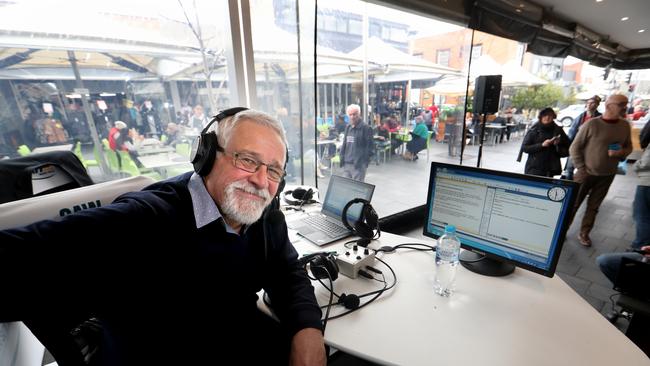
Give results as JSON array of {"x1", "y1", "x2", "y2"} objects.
[
  {"x1": 73, "y1": 141, "x2": 98, "y2": 169},
  {"x1": 17, "y1": 144, "x2": 31, "y2": 156}
]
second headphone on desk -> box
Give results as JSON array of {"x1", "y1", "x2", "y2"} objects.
[
  {"x1": 283, "y1": 187, "x2": 317, "y2": 206},
  {"x1": 298, "y1": 252, "x2": 339, "y2": 281},
  {"x1": 341, "y1": 198, "x2": 380, "y2": 244}
]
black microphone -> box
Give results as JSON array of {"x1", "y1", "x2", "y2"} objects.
[
  {"x1": 338, "y1": 293, "x2": 360, "y2": 310},
  {"x1": 263, "y1": 209, "x2": 285, "y2": 262}
]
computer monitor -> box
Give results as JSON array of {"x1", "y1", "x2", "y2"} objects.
[{"x1": 423, "y1": 162, "x2": 578, "y2": 278}]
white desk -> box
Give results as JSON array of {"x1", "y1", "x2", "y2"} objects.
[
  {"x1": 283, "y1": 231, "x2": 650, "y2": 366},
  {"x1": 30, "y1": 144, "x2": 73, "y2": 154}
]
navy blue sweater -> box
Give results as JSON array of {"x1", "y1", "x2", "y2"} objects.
[{"x1": 0, "y1": 172, "x2": 322, "y2": 364}]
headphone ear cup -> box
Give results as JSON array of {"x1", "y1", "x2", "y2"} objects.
[
  {"x1": 309, "y1": 254, "x2": 339, "y2": 281},
  {"x1": 192, "y1": 133, "x2": 218, "y2": 176},
  {"x1": 292, "y1": 188, "x2": 307, "y2": 200},
  {"x1": 365, "y1": 205, "x2": 378, "y2": 228},
  {"x1": 354, "y1": 220, "x2": 374, "y2": 239}
]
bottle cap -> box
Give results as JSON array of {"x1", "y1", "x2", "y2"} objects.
[{"x1": 444, "y1": 224, "x2": 456, "y2": 233}]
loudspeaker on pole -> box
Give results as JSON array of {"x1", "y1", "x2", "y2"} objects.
[{"x1": 473, "y1": 75, "x2": 502, "y2": 114}]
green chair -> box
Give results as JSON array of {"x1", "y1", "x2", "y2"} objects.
[
  {"x1": 117, "y1": 151, "x2": 141, "y2": 177},
  {"x1": 329, "y1": 154, "x2": 340, "y2": 173},
  {"x1": 160, "y1": 134, "x2": 168, "y2": 144},
  {"x1": 101, "y1": 139, "x2": 121, "y2": 174},
  {"x1": 375, "y1": 132, "x2": 392, "y2": 165},
  {"x1": 17, "y1": 145, "x2": 31, "y2": 156},
  {"x1": 74, "y1": 141, "x2": 98, "y2": 168},
  {"x1": 117, "y1": 150, "x2": 162, "y2": 181},
  {"x1": 425, "y1": 131, "x2": 434, "y2": 162}
]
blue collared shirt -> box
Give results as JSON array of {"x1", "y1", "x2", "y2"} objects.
[{"x1": 187, "y1": 172, "x2": 240, "y2": 235}]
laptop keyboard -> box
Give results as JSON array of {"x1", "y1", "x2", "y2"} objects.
[{"x1": 303, "y1": 215, "x2": 349, "y2": 237}]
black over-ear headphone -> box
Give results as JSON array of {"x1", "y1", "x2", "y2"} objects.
[
  {"x1": 298, "y1": 252, "x2": 339, "y2": 281},
  {"x1": 341, "y1": 198, "x2": 380, "y2": 244},
  {"x1": 191, "y1": 107, "x2": 249, "y2": 177},
  {"x1": 283, "y1": 187, "x2": 316, "y2": 206}
]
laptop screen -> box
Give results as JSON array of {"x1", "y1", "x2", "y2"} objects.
[{"x1": 321, "y1": 175, "x2": 375, "y2": 223}]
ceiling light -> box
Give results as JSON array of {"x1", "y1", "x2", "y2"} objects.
[
  {"x1": 515, "y1": 9, "x2": 522, "y2": 13},
  {"x1": 621, "y1": 17, "x2": 629, "y2": 21},
  {"x1": 639, "y1": 29, "x2": 646, "y2": 33},
  {"x1": 595, "y1": 0, "x2": 603, "y2": 2}
]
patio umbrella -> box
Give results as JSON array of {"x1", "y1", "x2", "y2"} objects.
[
  {"x1": 502, "y1": 60, "x2": 547, "y2": 86},
  {"x1": 426, "y1": 76, "x2": 473, "y2": 96}
]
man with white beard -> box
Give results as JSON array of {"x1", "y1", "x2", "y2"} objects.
[{"x1": 0, "y1": 108, "x2": 326, "y2": 365}]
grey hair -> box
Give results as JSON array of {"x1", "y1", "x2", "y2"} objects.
[
  {"x1": 208, "y1": 109, "x2": 288, "y2": 153},
  {"x1": 346, "y1": 104, "x2": 361, "y2": 114}
]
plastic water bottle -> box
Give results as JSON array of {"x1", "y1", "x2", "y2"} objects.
[{"x1": 434, "y1": 225, "x2": 461, "y2": 296}]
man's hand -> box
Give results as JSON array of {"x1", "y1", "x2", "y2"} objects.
[
  {"x1": 290, "y1": 327, "x2": 326, "y2": 366},
  {"x1": 641, "y1": 245, "x2": 650, "y2": 259}
]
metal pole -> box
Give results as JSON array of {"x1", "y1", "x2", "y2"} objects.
[
  {"x1": 460, "y1": 29, "x2": 475, "y2": 166},
  {"x1": 330, "y1": 83, "x2": 335, "y2": 124},
  {"x1": 295, "y1": 0, "x2": 305, "y2": 185},
  {"x1": 68, "y1": 50, "x2": 110, "y2": 177},
  {"x1": 362, "y1": 9, "x2": 368, "y2": 123}
]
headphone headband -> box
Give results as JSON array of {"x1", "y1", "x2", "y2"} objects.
[
  {"x1": 191, "y1": 107, "x2": 249, "y2": 176},
  {"x1": 201, "y1": 107, "x2": 250, "y2": 136},
  {"x1": 283, "y1": 187, "x2": 317, "y2": 206}
]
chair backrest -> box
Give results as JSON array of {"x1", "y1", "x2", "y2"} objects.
[
  {"x1": 117, "y1": 151, "x2": 141, "y2": 177},
  {"x1": 73, "y1": 141, "x2": 87, "y2": 167},
  {"x1": 0, "y1": 151, "x2": 93, "y2": 205},
  {"x1": 0, "y1": 175, "x2": 155, "y2": 366},
  {"x1": 101, "y1": 139, "x2": 121, "y2": 173},
  {"x1": 17, "y1": 144, "x2": 31, "y2": 156}
]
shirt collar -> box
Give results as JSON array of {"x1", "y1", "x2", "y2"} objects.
[{"x1": 188, "y1": 172, "x2": 240, "y2": 234}]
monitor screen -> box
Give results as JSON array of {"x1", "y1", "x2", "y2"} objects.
[{"x1": 423, "y1": 162, "x2": 578, "y2": 277}]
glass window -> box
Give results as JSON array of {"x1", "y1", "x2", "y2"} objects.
[
  {"x1": 323, "y1": 14, "x2": 337, "y2": 32},
  {"x1": 250, "y1": 0, "x2": 317, "y2": 188},
  {"x1": 390, "y1": 28, "x2": 407, "y2": 42},
  {"x1": 437, "y1": 49, "x2": 451, "y2": 66},
  {"x1": 0, "y1": 0, "x2": 230, "y2": 184},
  {"x1": 471, "y1": 44, "x2": 482, "y2": 60},
  {"x1": 381, "y1": 26, "x2": 390, "y2": 40},
  {"x1": 336, "y1": 17, "x2": 348, "y2": 33},
  {"x1": 349, "y1": 19, "x2": 362, "y2": 35}
]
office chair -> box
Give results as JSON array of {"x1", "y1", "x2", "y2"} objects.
[
  {"x1": 0, "y1": 175, "x2": 155, "y2": 366},
  {"x1": 606, "y1": 257, "x2": 650, "y2": 356}
]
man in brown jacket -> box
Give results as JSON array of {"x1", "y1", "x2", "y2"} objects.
[{"x1": 569, "y1": 94, "x2": 632, "y2": 246}]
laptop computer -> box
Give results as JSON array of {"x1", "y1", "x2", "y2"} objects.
[{"x1": 293, "y1": 175, "x2": 375, "y2": 246}]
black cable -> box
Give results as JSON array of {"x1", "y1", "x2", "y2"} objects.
[
  {"x1": 320, "y1": 265, "x2": 336, "y2": 332},
  {"x1": 609, "y1": 293, "x2": 621, "y2": 312},
  {"x1": 374, "y1": 242, "x2": 436, "y2": 253},
  {"x1": 319, "y1": 256, "x2": 397, "y2": 321}
]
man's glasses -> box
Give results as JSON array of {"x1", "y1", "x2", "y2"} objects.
[{"x1": 222, "y1": 150, "x2": 285, "y2": 182}]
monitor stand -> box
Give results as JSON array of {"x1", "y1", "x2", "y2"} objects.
[{"x1": 459, "y1": 251, "x2": 515, "y2": 277}]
